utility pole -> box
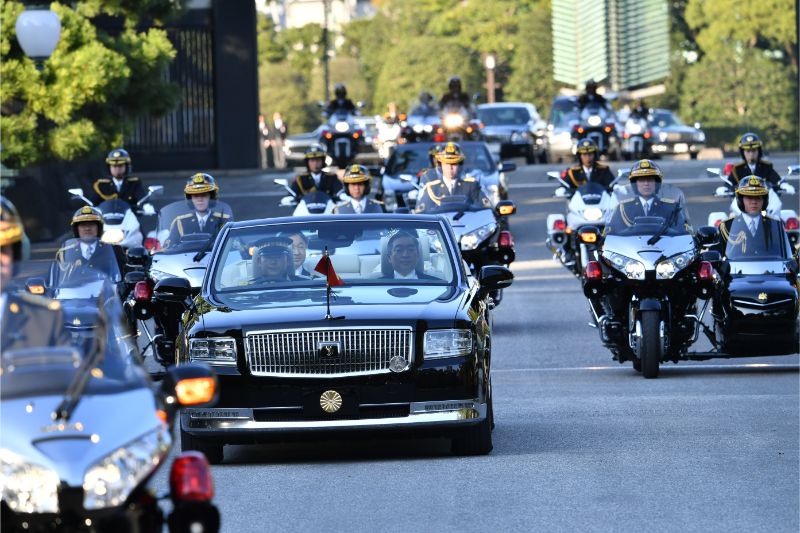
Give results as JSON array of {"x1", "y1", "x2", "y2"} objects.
[{"x1": 322, "y1": 0, "x2": 330, "y2": 103}]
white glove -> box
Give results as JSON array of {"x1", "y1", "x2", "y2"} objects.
[
  {"x1": 780, "y1": 182, "x2": 796, "y2": 195},
  {"x1": 142, "y1": 203, "x2": 156, "y2": 216}
]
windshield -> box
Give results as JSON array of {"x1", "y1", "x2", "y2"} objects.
[
  {"x1": 50, "y1": 238, "x2": 121, "y2": 287},
  {"x1": 651, "y1": 111, "x2": 683, "y2": 128},
  {"x1": 410, "y1": 103, "x2": 438, "y2": 116},
  {"x1": 580, "y1": 103, "x2": 612, "y2": 120},
  {"x1": 1, "y1": 275, "x2": 149, "y2": 400},
  {"x1": 155, "y1": 199, "x2": 234, "y2": 253},
  {"x1": 422, "y1": 194, "x2": 492, "y2": 215},
  {"x1": 210, "y1": 219, "x2": 458, "y2": 295},
  {"x1": 386, "y1": 143, "x2": 495, "y2": 175},
  {"x1": 478, "y1": 107, "x2": 531, "y2": 126},
  {"x1": 724, "y1": 217, "x2": 791, "y2": 261},
  {"x1": 606, "y1": 207, "x2": 690, "y2": 237}
]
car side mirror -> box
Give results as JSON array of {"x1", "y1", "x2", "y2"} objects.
[
  {"x1": 495, "y1": 200, "x2": 516, "y2": 217},
  {"x1": 147, "y1": 185, "x2": 164, "y2": 196},
  {"x1": 153, "y1": 277, "x2": 192, "y2": 303},
  {"x1": 499, "y1": 161, "x2": 516, "y2": 173},
  {"x1": 478, "y1": 265, "x2": 514, "y2": 295},
  {"x1": 696, "y1": 225, "x2": 719, "y2": 246},
  {"x1": 68, "y1": 188, "x2": 93, "y2": 206},
  {"x1": 126, "y1": 246, "x2": 149, "y2": 268},
  {"x1": 25, "y1": 277, "x2": 47, "y2": 295}
]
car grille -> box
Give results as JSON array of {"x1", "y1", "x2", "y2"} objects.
[
  {"x1": 666, "y1": 132, "x2": 688, "y2": 142},
  {"x1": 244, "y1": 327, "x2": 413, "y2": 377}
]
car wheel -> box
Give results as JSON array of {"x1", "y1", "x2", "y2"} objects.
[
  {"x1": 690, "y1": 152, "x2": 698, "y2": 160},
  {"x1": 537, "y1": 149, "x2": 548, "y2": 164},
  {"x1": 525, "y1": 146, "x2": 536, "y2": 165},
  {"x1": 181, "y1": 427, "x2": 224, "y2": 465},
  {"x1": 451, "y1": 397, "x2": 493, "y2": 456}
]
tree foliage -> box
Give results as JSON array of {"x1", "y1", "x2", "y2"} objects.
[{"x1": 0, "y1": 1, "x2": 180, "y2": 169}]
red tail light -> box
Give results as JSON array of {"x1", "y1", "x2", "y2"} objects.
[
  {"x1": 433, "y1": 133, "x2": 445, "y2": 142},
  {"x1": 577, "y1": 127, "x2": 585, "y2": 134},
  {"x1": 560, "y1": 169, "x2": 567, "y2": 179},
  {"x1": 352, "y1": 129, "x2": 363, "y2": 139},
  {"x1": 498, "y1": 231, "x2": 514, "y2": 248},
  {"x1": 134, "y1": 280, "x2": 152, "y2": 301},
  {"x1": 143, "y1": 237, "x2": 160, "y2": 251},
  {"x1": 723, "y1": 162, "x2": 734, "y2": 176},
  {"x1": 170, "y1": 451, "x2": 214, "y2": 502},
  {"x1": 697, "y1": 261, "x2": 714, "y2": 281},
  {"x1": 585, "y1": 261, "x2": 602, "y2": 280},
  {"x1": 623, "y1": 132, "x2": 630, "y2": 139},
  {"x1": 785, "y1": 217, "x2": 799, "y2": 230},
  {"x1": 644, "y1": 130, "x2": 652, "y2": 139},
  {"x1": 552, "y1": 219, "x2": 566, "y2": 231}
]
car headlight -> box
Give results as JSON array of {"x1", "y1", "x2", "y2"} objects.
[
  {"x1": 424, "y1": 329, "x2": 473, "y2": 359},
  {"x1": 413, "y1": 124, "x2": 424, "y2": 133},
  {"x1": 656, "y1": 251, "x2": 695, "y2": 280},
  {"x1": 444, "y1": 114, "x2": 464, "y2": 128},
  {"x1": 582, "y1": 207, "x2": 603, "y2": 221},
  {"x1": 694, "y1": 131, "x2": 705, "y2": 142},
  {"x1": 587, "y1": 115, "x2": 602, "y2": 126},
  {"x1": 658, "y1": 132, "x2": 668, "y2": 141},
  {"x1": 148, "y1": 269, "x2": 174, "y2": 283},
  {"x1": 0, "y1": 448, "x2": 60, "y2": 514},
  {"x1": 101, "y1": 228, "x2": 125, "y2": 244},
  {"x1": 604, "y1": 251, "x2": 645, "y2": 280},
  {"x1": 423, "y1": 124, "x2": 433, "y2": 132},
  {"x1": 460, "y1": 222, "x2": 497, "y2": 251},
  {"x1": 83, "y1": 427, "x2": 170, "y2": 510},
  {"x1": 189, "y1": 337, "x2": 237, "y2": 365},
  {"x1": 511, "y1": 131, "x2": 529, "y2": 142},
  {"x1": 334, "y1": 121, "x2": 350, "y2": 133}
]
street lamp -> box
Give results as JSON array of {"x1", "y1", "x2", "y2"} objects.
[
  {"x1": 15, "y1": 6, "x2": 61, "y2": 67},
  {"x1": 484, "y1": 53, "x2": 497, "y2": 104}
]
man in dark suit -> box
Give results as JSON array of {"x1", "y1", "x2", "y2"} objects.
[
  {"x1": 285, "y1": 231, "x2": 312, "y2": 278},
  {"x1": 290, "y1": 144, "x2": 343, "y2": 200},
  {"x1": 727, "y1": 133, "x2": 782, "y2": 188},
  {"x1": 607, "y1": 160, "x2": 687, "y2": 234},
  {"x1": 718, "y1": 176, "x2": 791, "y2": 259},
  {"x1": 564, "y1": 138, "x2": 615, "y2": 192},
  {"x1": 1, "y1": 196, "x2": 70, "y2": 352},
  {"x1": 381, "y1": 231, "x2": 438, "y2": 280},
  {"x1": 88, "y1": 148, "x2": 152, "y2": 213},
  {"x1": 166, "y1": 174, "x2": 232, "y2": 248},
  {"x1": 333, "y1": 164, "x2": 385, "y2": 214}
]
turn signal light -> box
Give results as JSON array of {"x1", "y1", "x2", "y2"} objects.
[
  {"x1": 27, "y1": 284, "x2": 45, "y2": 295},
  {"x1": 498, "y1": 205, "x2": 515, "y2": 216},
  {"x1": 785, "y1": 217, "x2": 799, "y2": 230},
  {"x1": 697, "y1": 261, "x2": 714, "y2": 281},
  {"x1": 143, "y1": 237, "x2": 160, "y2": 252},
  {"x1": 552, "y1": 219, "x2": 566, "y2": 231},
  {"x1": 580, "y1": 232, "x2": 597, "y2": 243},
  {"x1": 498, "y1": 231, "x2": 514, "y2": 248},
  {"x1": 175, "y1": 377, "x2": 216, "y2": 406},
  {"x1": 577, "y1": 127, "x2": 585, "y2": 134},
  {"x1": 170, "y1": 452, "x2": 214, "y2": 502},
  {"x1": 324, "y1": 132, "x2": 333, "y2": 139},
  {"x1": 585, "y1": 261, "x2": 602, "y2": 280},
  {"x1": 604, "y1": 126, "x2": 613, "y2": 133},
  {"x1": 623, "y1": 132, "x2": 630, "y2": 139},
  {"x1": 134, "y1": 281, "x2": 152, "y2": 302},
  {"x1": 644, "y1": 130, "x2": 652, "y2": 139}
]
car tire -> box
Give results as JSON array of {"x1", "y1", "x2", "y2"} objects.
[
  {"x1": 181, "y1": 427, "x2": 224, "y2": 465},
  {"x1": 690, "y1": 152, "x2": 698, "y2": 160},
  {"x1": 525, "y1": 147, "x2": 536, "y2": 165},
  {"x1": 537, "y1": 149, "x2": 548, "y2": 164},
  {"x1": 451, "y1": 402, "x2": 493, "y2": 456}
]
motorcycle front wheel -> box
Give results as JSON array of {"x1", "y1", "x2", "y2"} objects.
[{"x1": 640, "y1": 310, "x2": 661, "y2": 379}]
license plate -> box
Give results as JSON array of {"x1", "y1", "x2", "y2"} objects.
[{"x1": 674, "y1": 143, "x2": 688, "y2": 153}]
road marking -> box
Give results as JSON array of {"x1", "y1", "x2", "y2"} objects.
[{"x1": 493, "y1": 363, "x2": 799, "y2": 373}]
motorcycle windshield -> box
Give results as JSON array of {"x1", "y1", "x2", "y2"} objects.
[
  {"x1": 96, "y1": 199, "x2": 130, "y2": 225},
  {"x1": 724, "y1": 217, "x2": 791, "y2": 261},
  {"x1": 580, "y1": 103, "x2": 610, "y2": 120},
  {"x1": 409, "y1": 105, "x2": 438, "y2": 117},
  {"x1": 423, "y1": 194, "x2": 491, "y2": 215},
  {"x1": 50, "y1": 238, "x2": 121, "y2": 287},
  {"x1": 606, "y1": 211, "x2": 690, "y2": 237},
  {"x1": 156, "y1": 200, "x2": 234, "y2": 253},
  {"x1": 1, "y1": 272, "x2": 148, "y2": 400},
  {"x1": 573, "y1": 182, "x2": 607, "y2": 205}
]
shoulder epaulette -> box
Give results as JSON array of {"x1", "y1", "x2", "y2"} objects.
[
  {"x1": 462, "y1": 177, "x2": 476, "y2": 183},
  {"x1": 174, "y1": 213, "x2": 194, "y2": 221},
  {"x1": 371, "y1": 199, "x2": 384, "y2": 205},
  {"x1": 428, "y1": 180, "x2": 441, "y2": 186},
  {"x1": 212, "y1": 212, "x2": 231, "y2": 219},
  {"x1": 620, "y1": 198, "x2": 636, "y2": 204},
  {"x1": 96, "y1": 178, "x2": 112, "y2": 183},
  {"x1": 127, "y1": 176, "x2": 140, "y2": 181},
  {"x1": 661, "y1": 198, "x2": 676, "y2": 204},
  {"x1": 569, "y1": 165, "x2": 581, "y2": 171}
]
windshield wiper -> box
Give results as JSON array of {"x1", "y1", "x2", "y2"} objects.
[
  {"x1": 192, "y1": 230, "x2": 219, "y2": 262},
  {"x1": 647, "y1": 203, "x2": 682, "y2": 246},
  {"x1": 53, "y1": 338, "x2": 104, "y2": 421}
]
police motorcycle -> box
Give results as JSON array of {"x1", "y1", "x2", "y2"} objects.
[
  {"x1": 545, "y1": 171, "x2": 621, "y2": 278},
  {"x1": 402, "y1": 102, "x2": 441, "y2": 143},
  {"x1": 68, "y1": 186, "x2": 163, "y2": 249},
  {"x1": 706, "y1": 165, "x2": 799, "y2": 248},
  {"x1": 581, "y1": 207, "x2": 717, "y2": 379},
  {"x1": 571, "y1": 102, "x2": 621, "y2": 159},
  {"x1": 273, "y1": 178, "x2": 336, "y2": 215},
  {"x1": 621, "y1": 115, "x2": 652, "y2": 160},
  {"x1": 439, "y1": 103, "x2": 481, "y2": 142},
  {"x1": 320, "y1": 105, "x2": 364, "y2": 168},
  {"x1": 706, "y1": 216, "x2": 799, "y2": 357},
  {"x1": 1, "y1": 270, "x2": 221, "y2": 533}
]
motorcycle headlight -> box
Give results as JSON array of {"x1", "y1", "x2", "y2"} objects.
[
  {"x1": 0, "y1": 448, "x2": 60, "y2": 514},
  {"x1": 83, "y1": 426, "x2": 170, "y2": 510},
  {"x1": 582, "y1": 207, "x2": 604, "y2": 221},
  {"x1": 101, "y1": 228, "x2": 125, "y2": 244},
  {"x1": 334, "y1": 121, "x2": 350, "y2": 132},
  {"x1": 460, "y1": 222, "x2": 497, "y2": 251},
  {"x1": 148, "y1": 269, "x2": 173, "y2": 283},
  {"x1": 413, "y1": 124, "x2": 424, "y2": 133},
  {"x1": 189, "y1": 337, "x2": 237, "y2": 366},
  {"x1": 423, "y1": 125, "x2": 433, "y2": 132},
  {"x1": 656, "y1": 251, "x2": 695, "y2": 280},
  {"x1": 604, "y1": 251, "x2": 645, "y2": 280},
  {"x1": 694, "y1": 131, "x2": 706, "y2": 142},
  {"x1": 658, "y1": 132, "x2": 668, "y2": 141},
  {"x1": 627, "y1": 124, "x2": 642, "y2": 134},
  {"x1": 444, "y1": 114, "x2": 464, "y2": 128},
  {"x1": 424, "y1": 329, "x2": 473, "y2": 359},
  {"x1": 587, "y1": 115, "x2": 602, "y2": 127}
]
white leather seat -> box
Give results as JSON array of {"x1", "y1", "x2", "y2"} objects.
[{"x1": 220, "y1": 259, "x2": 252, "y2": 288}]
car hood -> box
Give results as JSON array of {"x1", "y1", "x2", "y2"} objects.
[
  {"x1": 654, "y1": 125, "x2": 697, "y2": 134},
  {"x1": 481, "y1": 124, "x2": 529, "y2": 135},
  {"x1": 198, "y1": 285, "x2": 468, "y2": 333}
]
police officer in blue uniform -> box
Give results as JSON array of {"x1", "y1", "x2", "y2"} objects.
[
  {"x1": 166, "y1": 174, "x2": 231, "y2": 247},
  {"x1": 564, "y1": 138, "x2": 615, "y2": 192},
  {"x1": 727, "y1": 133, "x2": 781, "y2": 188},
  {"x1": 89, "y1": 148, "x2": 151, "y2": 212},
  {"x1": 290, "y1": 144, "x2": 343, "y2": 199},
  {"x1": 415, "y1": 142, "x2": 490, "y2": 213},
  {"x1": 333, "y1": 164, "x2": 385, "y2": 214}
]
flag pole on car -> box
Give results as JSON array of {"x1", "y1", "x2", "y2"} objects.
[{"x1": 314, "y1": 246, "x2": 345, "y2": 320}]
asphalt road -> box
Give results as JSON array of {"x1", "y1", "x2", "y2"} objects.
[{"x1": 34, "y1": 156, "x2": 800, "y2": 531}]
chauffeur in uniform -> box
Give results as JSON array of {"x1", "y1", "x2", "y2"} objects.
[
  {"x1": 166, "y1": 173, "x2": 231, "y2": 247},
  {"x1": 250, "y1": 236, "x2": 306, "y2": 284},
  {"x1": 415, "y1": 142, "x2": 490, "y2": 213},
  {"x1": 717, "y1": 176, "x2": 790, "y2": 258},
  {"x1": 89, "y1": 148, "x2": 151, "y2": 211},
  {"x1": 290, "y1": 144, "x2": 343, "y2": 199},
  {"x1": 727, "y1": 133, "x2": 781, "y2": 188},
  {"x1": 606, "y1": 160, "x2": 686, "y2": 234},
  {"x1": 564, "y1": 138, "x2": 615, "y2": 192},
  {"x1": 333, "y1": 164, "x2": 385, "y2": 214},
  {"x1": 1, "y1": 196, "x2": 70, "y2": 352}
]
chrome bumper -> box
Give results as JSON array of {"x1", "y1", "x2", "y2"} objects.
[{"x1": 181, "y1": 400, "x2": 486, "y2": 435}]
